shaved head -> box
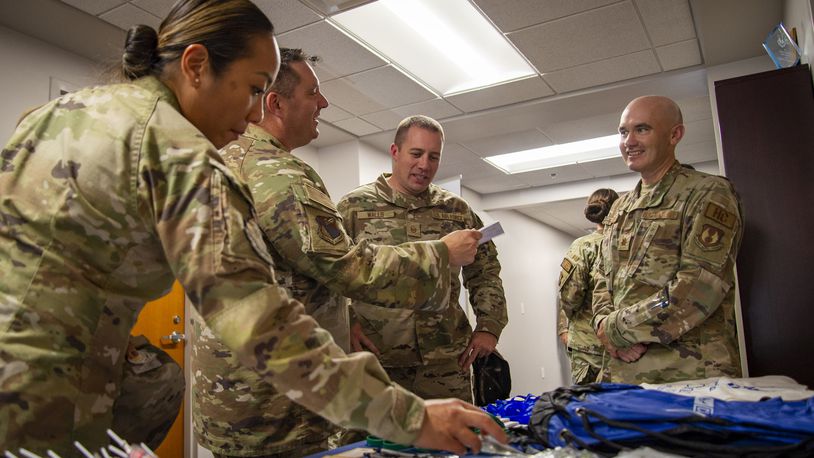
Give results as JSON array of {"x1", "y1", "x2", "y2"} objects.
[{"x1": 625, "y1": 95, "x2": 683, "y2": 126}]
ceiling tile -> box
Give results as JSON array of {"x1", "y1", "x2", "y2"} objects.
[
  {"x1": 507, "y1": 2, "x2": 650, "y2": 73},
  {"x1": 474, "y1": 0, "x2": 619, "y2": 33},
  {"x1": 319, "y1": 104, "x2": 354, "y2": 123},
  {"x1": 394, "y1": 99, "x2": 464, "y2": 121},
  {"x1": 635, "y1": 0, "x2": 695, "y2": 46},
  {"x1": 542, "y1": 50, "x2": 661, "y2": 93},
  {"x1": 61, "y1": 0, "x2": 125, "y2": 15},
  {"x1": 655, "y1": 39, "x2": 702, "y2": 71},
  {"x1": 332, "y1": 117, "x2": 381, "y2": 136},
  {"x1": 320, "y1": 66, "x2": 436, "y2": 115},
  {"x1": 575, "y1": 156, "x2": 631, "y2": 178},
  {"x1": 455, "y1": 156, "x2": 505, "y2": 181},
  {"x1": 254, "y1": 0, "x2": 322, "y2": 33},
  {"x1": 518, "y1": 164, "x2": 595, "y2": 186},
  {"x1": 461, "y1": 128, "x2": 553, "y2": 158},
  {"x1": 439, "y1": 143, "x2": 481, "y2": 166},
  {"x1": 540, "y1": 112, "x2": 620, "y2": 143},
  {"x1": 360, "y1": 110, "x2": 404, "y2": 130},
  {"x1": 277, "y1": 21, "x2": 386, "y2": 82},
  {"x1": 99, "y1": 3, "x2": 160, "y2": 30},
  {"x1": 130, "y1": 0, "x2": 171, "y2": 18},
  {"x1": 465, "y1": 175, "x2": 530, "y2": 194},
  {"x1": 300, "y1": 0, "x2": 373, "y2": 16},
  {"x1": 446, "y1": 76, "x2": 554, "y2": 112},
  {"x1": 311, "y1": 121, "x2": 355, "y2": 148},
  {"x1": 362, "y1": 98, "x2": 465, "y2": 131}
]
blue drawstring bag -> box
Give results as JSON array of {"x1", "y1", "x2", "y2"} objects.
[{"x1": 528, "y1": 383, "x2": 814, "y2": 457}]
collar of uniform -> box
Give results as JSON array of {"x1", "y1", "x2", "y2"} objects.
[
  {"x1": 135, "y1": 76, "x2": 181, "y2": 113},
  {"x1": 241, "y1": 124, "x2": 289, "y2": 157},
  {"x1": 626, "y1": 160, "x2": 682, "y2": 211},
  {"x1": 373, "y1": 173, "x2": 439, "y2": 209}
]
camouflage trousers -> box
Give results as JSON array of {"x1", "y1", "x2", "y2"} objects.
[
  {"x1": 212, "y1": 439, "x2": 328, "y2": 458},
  {"x1": 388, "y1": 361, "x2": 473, "y2": 402},
  {"x1": 112, "y1": 335, "x2": 185, "y2": 450},
  {"x1": 566, "y1": 347, "x2": 604, "y2": 385}
]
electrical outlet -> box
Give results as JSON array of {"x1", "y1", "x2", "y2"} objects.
[{"x1": 540, "y1": 367, "x2": 545, "y2": 379}]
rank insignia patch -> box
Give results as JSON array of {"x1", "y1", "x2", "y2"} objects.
[
  {"x1": 316, "y1": 215, "x2": 343, "y2": 244},
  {"x1": 407, "y1": 222, "x2": 421, "y2": 237},
  {"x1": 697, "y1": 224, "x2": 725, "y2": 250}
]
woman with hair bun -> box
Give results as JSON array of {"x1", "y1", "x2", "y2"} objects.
[
  {"x1": 557, "y1": 188, "x2": 619, "y2": 384},
  {"x1": 0, "y1": 0, "x2": 504, "y2": 454}
]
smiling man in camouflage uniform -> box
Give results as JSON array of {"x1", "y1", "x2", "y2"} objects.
[
  {"x1": 338, "y1": 116, "x2": 508, "y2": 403},
  {"x1": 191, "y1": 49, "x2": 482, "y2": 458},
  {"x1": 592, "y1": 96, "x2": 744, "y2": 384}
]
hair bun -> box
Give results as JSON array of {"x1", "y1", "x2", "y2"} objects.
[
  {"x1": 122, "y1": 25, "x2": 159, "y2": 80},
  {"x1": 584, "y1": 202, "x2": 609, "y2": 224}
]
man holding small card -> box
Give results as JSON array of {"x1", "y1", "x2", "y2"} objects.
[{"x1": 338, "y1": 115, "x2": 508, "y2": 402}]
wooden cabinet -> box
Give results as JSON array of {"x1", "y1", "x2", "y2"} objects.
[{"x1": 715, "y1": 64, "x2": 814, "y2": 387}]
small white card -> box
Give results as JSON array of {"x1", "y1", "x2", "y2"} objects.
[{"x1": 478, "y1": 221, "x2": 504, "y2": 245}]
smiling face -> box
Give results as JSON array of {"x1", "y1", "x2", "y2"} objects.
[
  {"x1": 278, "y1": 60, "x2": 329, "y2": 150},
  {"x1": 388, "y1": 126, "x2": 443, "y2": 196},
  {"x1": 618, "y1": 96, "x2": 684, "y2": 184},
  {"x1": 184, "y1": 33, "x2": 280, "y2": 148}
]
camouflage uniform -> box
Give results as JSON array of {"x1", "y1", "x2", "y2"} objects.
[
  {"x1": 592, "y1": 161, "x2": 743, "y2": 384},
  {"x1": 557, "y1": 231, "x2": 605, "y2": 385},
  {"x1": 337, "y1": 174, "x2": 508, "y2": 402},
  {"x1": 112, "y1": 335, "x2": 184, "y2": 450},
  {"x1": 192, "y1": 125, "x2": 452, "y2": 457},
  {"x1": 0, "y1": 77, "x2": 427, "y2": 455}
]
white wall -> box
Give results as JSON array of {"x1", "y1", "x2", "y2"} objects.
[
  {"x1": 317, "y1": 139, "x2": 363, "y2": 199},
  {"x1": 462, "y1": 189, "x2": 575, "y2": 395},
  {"x1": 358, "y1": 140, "x2": 392, "y2": 186},
  {"x1": 0, "y1": 26, "x2": 99, "y2": 143},
  {"x1": 291, "y1": 144, "x2": 320, "y2": 174}
]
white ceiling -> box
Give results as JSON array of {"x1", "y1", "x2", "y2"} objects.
[{"x1": 0, "y1": 0, "x2": 783, "y2": 236}]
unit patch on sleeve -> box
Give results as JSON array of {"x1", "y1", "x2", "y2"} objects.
[
  {"x1": 316, "y1": 215, "x2": 343, "y2": 245},
  {"x1": 561, "y1": 258, "x2": 573, "y2": 273},
  {"x1": 697, "y1": 224, "x2": 725, "y2": 250}
]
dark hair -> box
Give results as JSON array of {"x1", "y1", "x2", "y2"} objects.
[
  {"x1": 393, "y1": 115, "x2": 444, "y2": 148},
  {"x1": 584, "y1": 188, "x2": 619, "y2": 224},
  {"x1": 272, "y1": 48, "x2": 308, "y2": 97},
  {"x1": 121, "y1": 0, "x2": 274, "y2": 81}
]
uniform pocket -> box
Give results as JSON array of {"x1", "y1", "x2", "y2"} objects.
[{"x1": 629, "y1": 214, "x2": 681, "y2": 287}]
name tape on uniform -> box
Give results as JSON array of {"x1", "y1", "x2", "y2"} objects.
[{"x1": 478, "y1": 221, "x2": 504, "y2": 245}]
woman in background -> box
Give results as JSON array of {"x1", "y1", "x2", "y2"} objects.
[
  {"x1": 0, "y1": 0, "x2": 503, "y2": 454},
  {"x1": 557, "y1": 188, "x2": 619, "y2": 384}
]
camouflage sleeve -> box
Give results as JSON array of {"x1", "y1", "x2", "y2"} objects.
[
  {"x1": 557, "y1": 241, "x2": 591, "y2": 320},
  {"x1": 602, "y1": 178, "x2": 743, "y2": 348},
  {"x1": 139, "y1": 132, "x2": 425, "y2": 444},
  {"x1": 253, "y1": 170, "x2": 451, "y2": 311},
  {"x1": 590, "y1": 246, "x2": 613, "y2": 331},
  {"x1": 461, "y1": 212, "x2": 508, "y2": 338},
  {"x1": 557, "y1": 307, "x2": 569, "y2": 336}
]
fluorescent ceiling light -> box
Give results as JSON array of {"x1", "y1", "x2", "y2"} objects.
[
  {"x1": 331, "y1": 0, "x2": 536, "y2": 95},
  {"x1": 484, "y1": 134, "x2": 620, "y2": 174}
]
